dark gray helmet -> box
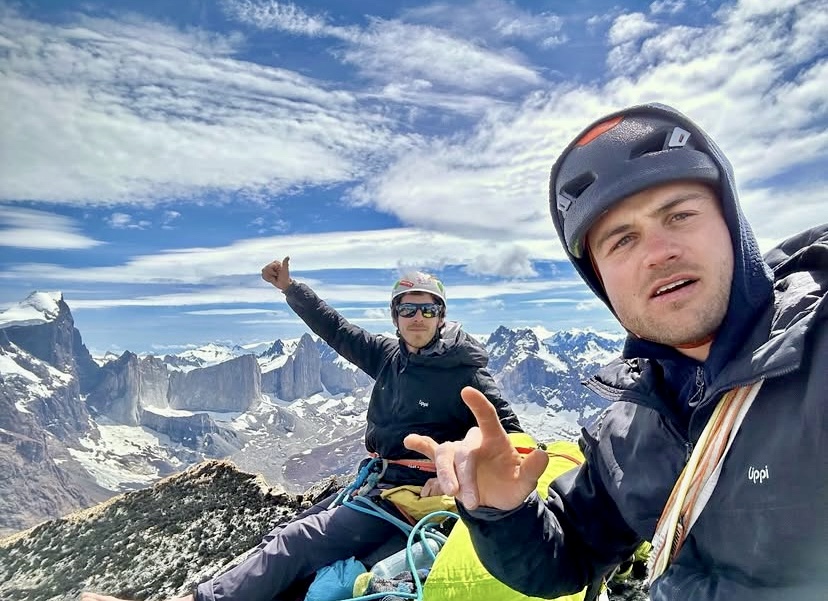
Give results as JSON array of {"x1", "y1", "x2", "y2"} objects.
[{"x1": 549, "y1": 103, "x2": 724, "y2": 302}]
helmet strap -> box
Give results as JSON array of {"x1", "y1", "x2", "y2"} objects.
[{"x1": 585, "y1": 235, "x2": 606, "y2": 291}]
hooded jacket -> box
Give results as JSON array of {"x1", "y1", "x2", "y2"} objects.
[
  {"x1": 461, "y1": 225, "x2": 827, "y2": 601},
  {"x1": 284, "y1": 282, "x2": 523, "y2": 486},
  {"x1": 459, "y1": 104, "x2": 828, "y2": 601}
]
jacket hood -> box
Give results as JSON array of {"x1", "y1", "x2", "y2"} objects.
[
  {"x1": 751, "y1": 224, "x2": 828, "y2": 368},
  {"x1": 549, "y1": 103, "x2": 774, "y2": 374}
]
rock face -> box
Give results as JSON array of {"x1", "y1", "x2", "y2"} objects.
[
  {"x1": 487, "y1": 326, "x2": 622, "y2": 413},
  {"x1": 261, "y1": 333, "x2": 323, "y2": 401},
  {"x1": 141, "y1": 411, "x2": 242, "y2": 456},
  {"x1": 1, "y1": 293, "x2": 99, "y2": 394},
  {"x1": 86, "y1": 352, "x2": 170, "y2": 425},
  {"x1": 169, "y1": 355, "x2": 261, "y2": 412},
  {"x1": 0, "y1": 293, "x2": 112, "y2": 536},
  {"x1": 317, "y1": 340, "x2": 373, "y2": 394},
  {"x1": 0, "y1": 342, "x2": 108, "y2": 536}
]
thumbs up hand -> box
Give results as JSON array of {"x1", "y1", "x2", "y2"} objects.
[{"x1": 261, "y1": 256, "x2": 293, "y2": 291}]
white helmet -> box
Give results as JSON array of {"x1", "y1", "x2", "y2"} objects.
[{"x1": 390, "y1": 272, "x2": 446, "y2": 306}]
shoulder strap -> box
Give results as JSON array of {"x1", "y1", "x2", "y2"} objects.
[{"x1": 648, "y1": 379, "x2": 764, "y2": 584}]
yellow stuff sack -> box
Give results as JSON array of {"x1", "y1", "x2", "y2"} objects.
[
  {"x1": 423, "y1": 435, "x2": 586, "y2": 601},
  {"x1": 380, "y1": 485, "x2": 458, "y2": 524}
]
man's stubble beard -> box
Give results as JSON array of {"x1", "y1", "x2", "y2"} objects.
[{"x1": 621, "y1": 281, "x2": 731, "y2": 348}]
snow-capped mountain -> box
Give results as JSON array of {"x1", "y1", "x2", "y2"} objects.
[
  {"x1": 0, "y1": 293, "x2": 111, "y2": 536},
  {"x1": 161, "y1": 342, "x2": 242, "y2": 372},
  {"x1": 0, "y1": 291, "x2": 623, "y2": 537},
  {"x1": 487, "y1": 326, "x2": 625, "y2": 441}
]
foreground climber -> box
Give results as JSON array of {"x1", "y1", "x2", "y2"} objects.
[{"x1": 406, "y1": 103, "x2": 828, "y2": 601}]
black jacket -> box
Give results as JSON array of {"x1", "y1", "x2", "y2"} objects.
[
  {"x1": 461, "y1": 226, "x2": 828, "y2": 601},
  {"x1": 285, "y1": 282, "x2": 523, "y2": 486}
]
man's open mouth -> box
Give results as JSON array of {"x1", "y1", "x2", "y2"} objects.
[{"x1": 651, "y1": 278, "x2": 697, "y2": 297}]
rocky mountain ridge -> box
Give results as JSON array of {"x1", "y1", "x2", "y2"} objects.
[{"x1": 0, "y1": 291, "x2": 624, "y2": 537}]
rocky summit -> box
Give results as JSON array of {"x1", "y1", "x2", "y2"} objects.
[
  {"x1": 0, "y1": 460, "x2": 646, "y2": 601},
  {"x1": 0, "y1": 461, "x2": 336, "y2": 601}
]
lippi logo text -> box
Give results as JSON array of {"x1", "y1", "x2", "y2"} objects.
[{"x1": 748, "y1": 465, "x2": 770, "y2": 484}]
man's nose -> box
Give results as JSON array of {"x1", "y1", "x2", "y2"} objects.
[{"x1": 644, "y1": 231, "x2": 681, "y2": 267}]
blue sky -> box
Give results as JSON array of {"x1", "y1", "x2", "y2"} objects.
[{"x1": 0, "y1": 0, "x2": 825, "y2": 355}]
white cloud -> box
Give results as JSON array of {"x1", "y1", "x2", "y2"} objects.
[
  {"x1": 0, "y1": 228, "x2": 565, "y2": 285},
  {"x1": 650, "y1": 0, "x2": 686, "y2": 15},
  {"x1": 250, "y1": 215, "x2": 289, "y2": 234},
  {"x1": 608, "y1": 13, "x2": 659, "y2": 45},
  {"x1": 466, "y1": 298, "x2": 505, "y2": 315},
  {"x1": 353, "y1": 0, "x2": 827, "y2": 247},
  {"x1": 524, "y1": 297, "x2": 593, "y2": 305},
  {"x1": 340, "y1": 19, "x2": 541, "y2": 94},
  {"x1": 0, "y1": 205, "x2": 104, "y2": 249},
  {"x1": 106, "y1": 212, "x2": 149, "y2": 229},
  {"x1": 67, "y1": 287, "x2": 282, "y2": 309},
  {"x1": 586, "y1": 13, "x2": 616, "y2": 31},
  {"x1": 462, "y1": 246, "x2": 538, "y2": 278},
  {"x1": 183, "y1": 308, "x2": 284, "y2": 316},
  {"x1": 63, "y1": 277, "x2": 559, "y2": 310},
  {"x1": 362, "y1": 308, "x2": 390, "y2": 320},
  {"x1": 0, "y1": 9, "x2": 400, "y2": 205},
  {"x1": 402, "y1": 0, "x2": 566, "y2": 46},
  {"x1": 739, "y1": 183, "x2": 826, "y2": 251},
  {"x1": 221, "y1": 0, "x2": 329, "y2": 35},
  {"x1": 223, "y1": 0, "x2": 542, "y2": 94},
  {"x1": 576, "y1": 299, "x2": 606, "y2": 311}
]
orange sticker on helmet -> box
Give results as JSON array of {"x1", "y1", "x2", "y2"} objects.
[{"x1": 575, "y1": 115, "x2": 624, "y2": 147}]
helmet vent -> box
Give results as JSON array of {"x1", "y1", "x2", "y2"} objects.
[
  {"x1": 560, "y1": 172, "x2": 596, "y2": 204},
  {"x1": 629, "y1": 130, "x2": 670, "y2": 159}
]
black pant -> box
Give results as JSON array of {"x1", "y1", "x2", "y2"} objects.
[{"x1": 194, "y1": 492, "x2": 408, "y2": 601}]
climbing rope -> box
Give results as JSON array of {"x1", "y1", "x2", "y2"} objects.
[{"x1": 327, "y1": 457, "x2": 458, "y2": 601}]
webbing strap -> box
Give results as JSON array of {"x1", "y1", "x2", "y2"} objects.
[
  {"x1": 648, "y1": 379, "x2": 764, "y2": 584},
  {"x1": 369, "y1": 452, "x2": 437, "y2": 472}
]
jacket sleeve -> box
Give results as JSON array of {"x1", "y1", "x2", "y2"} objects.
[
  {"x1": 457, "y1": 436, "x2": 641, "y2": 597},
  {"x1": 283, "y1": 281, "x2": 394, "y2": 379},
  {"x1": 472, "y1": 368, "x2": 523, "y2": 433}
]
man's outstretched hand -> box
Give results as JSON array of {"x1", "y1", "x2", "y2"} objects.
[
  {"x1": 261, "y1": 256, "x2": 292, "y2": 291},
  {"x1": 404, "y1": 386, "x2": 548, "y2": 511}
]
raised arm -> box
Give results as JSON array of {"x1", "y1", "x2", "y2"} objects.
[{"x1": 262, "y1": 257, "x2": 394, "y2": 378}]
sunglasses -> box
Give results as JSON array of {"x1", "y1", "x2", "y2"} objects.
[{"x1": 395, "y1": 302, "x2": 443, "y2": 319}]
